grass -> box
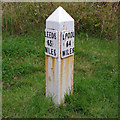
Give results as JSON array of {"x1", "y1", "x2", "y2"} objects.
[{"x1": 2, "y1": 31, "x2": 118, "y2": 118}]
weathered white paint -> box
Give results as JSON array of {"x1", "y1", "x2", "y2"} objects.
[{"x1": 45, "y1": 6, "x2": 74, "y2": 105}]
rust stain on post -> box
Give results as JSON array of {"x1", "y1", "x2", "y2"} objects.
[
  {"x1": 60, "y1": 59, "x2": 63, "y2": 103},
  {"x1": 65, "y1": 57, "x2": 70, "y2": 93},
  {"x1": 52, "y1": 58, "x2": 55, "y2": 83},
  {"x1": 48, "y1": 28, "x2": 55, "y2": 30},
  {"x1": 48, "y1": 76, "x2": 51, "y2": 82},
  {"x1": 63, "y1": 42, "x2": 65, "y2": 47}
]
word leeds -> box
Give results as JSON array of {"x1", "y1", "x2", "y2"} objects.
[
  {"x1": 61, "y1": 31, "x2": 74, "y2": 58},
  {"x1": 45, "y1": 29, "x2": 58, "y2": 58}
]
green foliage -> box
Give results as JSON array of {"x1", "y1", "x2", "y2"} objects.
[
  {"x1": 2, "y1": 31, "x2": 45, "y2": 89},
  {"x1": 2, "y1": 2, "x2": 119, "y2": 40},
  {"x1": 2, "y1": 32, "x2": 118, "y2": 118}
]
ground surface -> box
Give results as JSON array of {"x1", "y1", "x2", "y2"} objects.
[{"x1": 2, "y1": 32, "x2": 118, "y2": 118}]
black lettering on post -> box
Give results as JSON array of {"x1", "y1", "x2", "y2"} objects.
[
  {"x1": 70, "y1": 32, "x2": 72, "y2": 38},
  {"x1": 70, "y1": 48, "x2": 72, "y2": 54},
  {"x1": 47, "y1": 40, "x2": 53, "y2": 47},
  {"x1": 65, "y1": 33, "x2": 68, "y2": 39},
  {"x1": 45, "y1": 31, "x2": 46, "y2": 37},
  {"x1": 54, "y1": 49, "x2": 56, "y2": 56},
  {"x1": 45, "y1": 47, "x2": 50, "y2": 54},
  {"x1": 47, "y1": 31, "x2": 48, "y2": 38},
  {"x1": 51, "y1": 49, "x2": 53, "y2": 55},
  {"x1": 45, "y1": 47, "x2": 47, "y2": 53},
  {"x1": 72, "y1": 32, "x2": 74, "y2": 38},
  {"x1": 63, "y1": 34, "x2": 65, "y2": 40},
  {"x1": 49, "y1": 32, "x2": 51, "y2": 38},
  {"x1": 66, "y1": 41, "x2": 68, "y2": 47},
  {"x1": 62, "y1": 51, "x2": 65, "y2": 56},
  {"x1": 69, "y1": 41, "x2": 71, "y2": 46},
  {"x1": 54, "y1": 33, "x2": 56, "y2": 39},
  {"x1": 66, "y1": 49, "x2": 69, "y2": 55},
  {"x1": 47, "y1": 40, "x2": 49, "y2": 46},
  {"x1": 68, "y1": 32, "x2": 70, "y2": 39},
  {"x1": 51, "y1": 32, "x2": 54, "y2": 39},
  {"x1": 72, "y1": 47, "x2": 74, "y2": 53}
]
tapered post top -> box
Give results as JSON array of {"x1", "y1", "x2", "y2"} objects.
[{"x1": 46, "y1": 6, "x2": 74, "y2": 23}]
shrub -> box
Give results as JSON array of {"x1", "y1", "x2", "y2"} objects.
[{"x1": 2, "y1": 2, "x2": 119, "y2": 40}]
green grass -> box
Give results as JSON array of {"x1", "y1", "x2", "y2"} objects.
[{"x1": 2, "y1": 31, "x2": 118, "y2": 118}]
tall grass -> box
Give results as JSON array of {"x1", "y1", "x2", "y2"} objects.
[{"x1": 2, "y1": 2, "x2": 119, "y2": 40}]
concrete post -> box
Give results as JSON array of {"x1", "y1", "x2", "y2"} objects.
[{"x1": 45, "y1": 6, "x2": 74, "y2": 105}]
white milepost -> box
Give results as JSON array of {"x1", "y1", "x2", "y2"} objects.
[{"x1": 45, "y1": 6, "x2": 74, "y2": 104}]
